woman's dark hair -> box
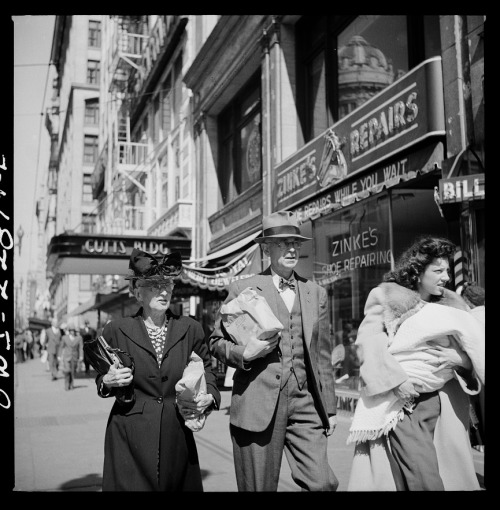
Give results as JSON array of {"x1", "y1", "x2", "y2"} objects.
[{"x1": 383, "y1": 236, "x2": 456, "y2": 290}]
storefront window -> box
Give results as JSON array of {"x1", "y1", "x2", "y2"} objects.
[
  {"x1": 390, "y1": 189, "x2": 449, "y2": 260},
  {"x1": 218, "y1": 73, "x2": 261, "y2": 204},
  {"x1": 313, "y1": 195, "x2": 392, "y2": 340},
  {"x1": 337, "y1": 15, "x2": 408, "y2": 120},
  {"x1": 296, "y1": 15, "x2": 440, "y2": 143}
]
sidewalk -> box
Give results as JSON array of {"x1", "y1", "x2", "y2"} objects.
[{"x1": 12, "y1": 356, "x2": 484, "y2": 492}]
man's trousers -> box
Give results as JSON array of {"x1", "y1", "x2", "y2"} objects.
[{"x1": 230, "y1": 375, "x2": 338, "y2": 491}]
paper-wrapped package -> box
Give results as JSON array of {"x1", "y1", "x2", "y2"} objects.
[
  {"x1": 175, "y1": 352, "x2": 207, "y2": 432},
  {"x1": 220, "y1": 287, "x2": 283, "y2": 346}
]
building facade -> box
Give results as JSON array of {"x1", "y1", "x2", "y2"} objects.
[
  {"x1": 42, "y1": 15, "x2": 223, "y2": 327},
  {"x1": 184, "y1": 15, "x2": 485, "y2": 385},
  {"x1": 38, "y1": 15, "x2": 102, "y2": 327},
  {"x1": 38, "y1": 16, "x2": 485, "y2": 368}
]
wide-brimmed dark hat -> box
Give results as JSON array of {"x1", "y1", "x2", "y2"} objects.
[
  {"x1": 254, "y1": 211, "x2": 312, "y2": 244},
  {"x1": 124, "y1": 248, "x2": 183, "y2": 282}
]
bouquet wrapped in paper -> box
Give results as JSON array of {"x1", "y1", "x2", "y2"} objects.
[
  {"x1": 175, "y1": 352, "x2": 208, "y2": 432},
  {"x1": 220, "y1": 287, "x2": 283, "y2": 346}
]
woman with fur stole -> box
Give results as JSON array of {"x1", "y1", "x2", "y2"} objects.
[{"x1": 347, "y1": 236, "x2": 484, "y2": 491}]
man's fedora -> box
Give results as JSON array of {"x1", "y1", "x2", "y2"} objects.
[{"x1": 254, "y1": 211, "x2": 312, "y2": 244}]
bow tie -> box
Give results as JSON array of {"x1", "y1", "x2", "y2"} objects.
[{"x1": 279, "y1": 277, "x2": 296, "y2": 292}]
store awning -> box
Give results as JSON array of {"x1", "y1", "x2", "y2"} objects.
[
  {"x1": 66, "y1": 292, "x2": 127, "y2": 318},
  {"x1": 47, "y1": 233, "x2": 191, "y2": 276},
  {"x1": 294, "y1": 142, "x2": 444, "y2": 224},
  {"x1": 66, "y1": 298, "x2": 96, "y2": 318},
  {"x1": 28, "y1": 317, "x2": 51, "y2": 331},
  {"x1": 180, "y1": 243, "x2": 262, "y2": 291},
  {"x1": 186, "y1": 230, "x2": 261, "y2": 265}
]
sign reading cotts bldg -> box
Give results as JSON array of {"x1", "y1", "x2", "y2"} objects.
[{"x1": 272, "y1": 57, "x2": 445, "y2": 211}]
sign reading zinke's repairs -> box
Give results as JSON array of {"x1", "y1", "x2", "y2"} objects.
[{"x1": 272, "y1": 57, "x2": 445, "y2": 211}]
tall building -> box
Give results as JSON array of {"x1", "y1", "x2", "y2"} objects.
[
  {"x1": 43, "y1": 15, "x2": 223, "y2": 327},
  {"x1": 39, "y1": 16, "x2": 102, "y2": 325}
]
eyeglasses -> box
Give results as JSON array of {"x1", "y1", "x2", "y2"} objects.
[
  {"x1": 269, "y1": 240, "x2": 302, "y2": 250},
  {"x1": 138, "y1": 281, "x2": 175, "y2": 292}
]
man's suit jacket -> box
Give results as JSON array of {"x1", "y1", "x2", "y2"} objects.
[
  {"x1": 45, "y1": 327, "x2": 62, "y2": 355},
  {"x1": 209, "y1": 268, "x2": 336, "y2": 432},
  {"x1": 60, "y1": 334, "x2": 84, "y2": 366}
]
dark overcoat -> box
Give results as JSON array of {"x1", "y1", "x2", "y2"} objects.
[{"x1": 96, "y1": 308, "x2": 221, "y2": 491}]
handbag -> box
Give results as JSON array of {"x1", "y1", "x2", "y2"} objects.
[
  {"x1": 83, "y1": 335, "x2": 135, "y2": 405},
  {"x1": 40, "y1": 350, "x2": 48, "y2": 364}
]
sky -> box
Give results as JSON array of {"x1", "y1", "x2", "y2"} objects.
[{"x1": 12, "y1": 15, "x2": 55, "y2": 285}]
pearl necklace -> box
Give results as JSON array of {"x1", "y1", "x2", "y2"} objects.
[
  {"x1": 144, "y1": 315, "x2": 168, "y2": 335},
  {"x1": 143, "y1": 315, "x2": 169, "y2": 365}
]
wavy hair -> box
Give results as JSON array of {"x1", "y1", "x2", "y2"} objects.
[{"x1": 383, "y1": 236, "x2": 456, "y2": 290}]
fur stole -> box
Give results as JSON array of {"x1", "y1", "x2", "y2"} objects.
[
  {"x1": 378, "y1": 282, "x2": 468, "y2": 345},
  {"x1": 347, "y1": 284, "x2": 480, "y2": 445}
]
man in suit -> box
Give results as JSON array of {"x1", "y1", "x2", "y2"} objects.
[
  {"x1": 41, "y1": 317, "x2": 62, "y2": 380},
  {"x1": 209, "y1": 211, "x2": 339, "y2": 491},
  {"x1": 80, "y1": 319, "x2": 96, "y2": 374}
]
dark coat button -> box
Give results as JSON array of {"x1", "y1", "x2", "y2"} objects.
[
  {"x1": 157, "y1": 397, "x2": 163, "y2": 403},
  {"x1": 161, "y1": 375, "x2": 168, "y2": 382}
]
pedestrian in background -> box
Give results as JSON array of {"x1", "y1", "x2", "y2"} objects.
[
  {"x1": 94, "y1": 248, "x2": 220, "y2": 491},
  {"x1": 80, "y1": 318, "x2": 96, "y2": 374},
  {"x1": 60, "y1": 322, "x2": 84, "y2": 391},
  {"x1": 347, "y1": 236, "x2": 484, "y2": 491},
  {"x1": 22, "y1": 328, "x2": 34, "y2": 360},
  {"x1": 40, "y1": 317, "x2": 62, "y2": 380},
  {"x1": 209, "y1": 211, "x2": 338, "y2": 492},
  {"x1": 14, "y1": 329, "x2": 25, "y2": 363},
  {"x1": 334, "y1": 320, "x2": 360, "y2": 386},
  {"x1": 460, "y1": 282, "x2": 485, "y2": 453}
]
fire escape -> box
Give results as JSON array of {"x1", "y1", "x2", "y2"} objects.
[
  {"x1": 43, "y1": 77, "x2": 61, "y2": 278},
  {"x1": 93, "y1": 15, "x2": 191, "y2": 237},
  {"x1": 91, "y1": 15, "x2": 149, "y2": 235}
]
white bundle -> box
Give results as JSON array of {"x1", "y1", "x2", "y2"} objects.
[
  {"x1": 220, "y1": 287, "x2": 283, "y2": 346},
  {"x1": 175, "y1": 352, "x2": 207, "y2": 432}
]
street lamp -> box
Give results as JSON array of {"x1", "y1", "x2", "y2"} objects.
[{"x1": 16, "y1": 225, "x2": 24, "y2": 256}]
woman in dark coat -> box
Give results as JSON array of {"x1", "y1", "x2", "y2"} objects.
[{"x1": 95, "y1": 248, "x2": 221, "y2": 491}]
